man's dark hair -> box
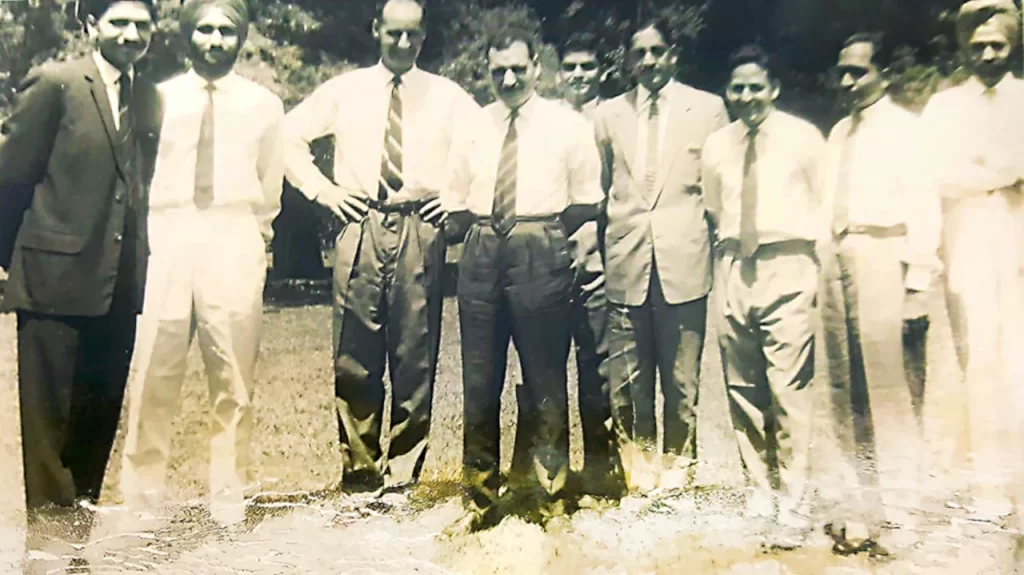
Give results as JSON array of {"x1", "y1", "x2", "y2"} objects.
[
  {"x1": 486, "y1": 26, "x2": 539, "y2": 60},
  {"x1": 627, "y1": 17, "x2": 676, "y2": 49},
  {"x1": 81, "y1": 0, "x2": 158, "y2": 20},
  {"x1": 727, "y1": 44, "x2": 778, "y2": 80},
  {"x1": 559, "y1": 31, "x2": 601, "y2": 61},
  {"x1": 842, "y1": 32, "x2": 887, "y2": 68}
]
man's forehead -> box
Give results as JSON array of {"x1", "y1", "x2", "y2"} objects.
[
  {"x1": 562, "y1": 50, "x2": 598, "y2": 64},
  {"x1": 99, "y1": 1, "x2": 153, "y2": 22},
  {"x1": 730, "y1": 63, "x2": 771, "y2": 84},
  {"x1": 631, "y1": 27, "x2": 668, "y2": 50},
  {"x1": 970, "y1": 20, "x2": 1010, "y2": 43},
  {"x1": 838, "y1": 42, "x2": 875, "y2": 67},
  {"x1": 489, "y1": 43, "x2": 531, "y2": 66},
  {"x1": 196, "y1": 7, "x2": 236, "y2": 27},
  {"x1": 380, "y1": 1, "x2": 423, "y2": 30}
]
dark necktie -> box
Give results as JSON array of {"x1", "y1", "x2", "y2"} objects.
[
  {"x1": 194, "y1": 83, "x2": 216, "y2": 209},
  {"x1": 492, "y1": 109, "x2": 518, "y2": 236},
  {"x1": 831, "y1": 112, "x2": 862, "y2": 236},
  {"x1": 739, "y1": 127, "x2": 759, "y2": 258},
  {"x1": 644, "y1": 92, "x2": 660, "y2": 196},
  {"x1": 378, "y1": 75, "x2": 404, "y2": 201},
  {"x1": 118, "y1": 73, "x2": 136, "y2": 208}
]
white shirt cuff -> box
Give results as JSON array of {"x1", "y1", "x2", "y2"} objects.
[{"x1": 904, "y1": 264, "x2": 933, "y2": 292}]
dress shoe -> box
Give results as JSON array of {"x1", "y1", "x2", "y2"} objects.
[
  {"x1": 343, "y1": 470, "x2": 384, "y2": 495},
  {"x1": 442, "y1": 507, "x2": 501, "y2": 538}
]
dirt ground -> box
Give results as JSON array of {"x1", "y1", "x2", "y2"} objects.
[{"x1": 1, "y1": 288, "x2": 1022, "y2": 574}]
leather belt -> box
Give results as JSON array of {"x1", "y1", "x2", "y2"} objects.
[
  {"x1": 473, "y1": 214, "x2": 561, "y2": 224},
  {"x1": 835, "y1": 223, "x2": 907, "y2": 239},
  {"x1": 716, "y1": 237, "x2": 815, "y2": 258},
  {"x1": 365, "y1": 198, "x2": 429, "y2": 215}
]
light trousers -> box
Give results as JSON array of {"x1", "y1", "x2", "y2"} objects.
[
  {"x1": 120, "y1": 206, "x2": 266, "y2": 514},
  {"x1": 821, "y1": 234, "x2": 924, "y2": 527},
  {"x1": 716, "y1": 241, "x2": 817, "y2": 523},
  {"x1": 942, "y1": 191, "x2": 1024, "y2": 510}
]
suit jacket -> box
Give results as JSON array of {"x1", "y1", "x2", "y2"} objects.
[
  {"x1": 0, "y1": 55, "x2": 162, "y2": 316},
  {"x1": 595, "y1": 82, "x2": 728, "y2": 306}
]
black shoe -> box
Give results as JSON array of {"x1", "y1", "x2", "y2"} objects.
[{"x1": 342, "y1": 470, "x2": 384, "y2": 495}]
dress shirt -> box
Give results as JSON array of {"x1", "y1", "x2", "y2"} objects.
[
  {"x1": 634, "y1": 83, "x2": 672, "y2": 184},
  {"x1": 449, "y1": 95, "x2": 604, "y2": 216},
  {"x1": 92, "y1": 50, "x2": 133, "y2": 131},
  {"x1": 702, "y1": 110, "x2": 826, "y2": 245},
  {"x1": 824, "y1": 96, "x2": 941, "y2": 291},
  {"x1": 284, "y1": 62, "x2": 481, "y2": 204},
  {"x1": 149, "y1": 70, "x2": 285, "y2": 241},
  {"x1": 921, "y1": 75, "x2": 1024, "y2": 199}
]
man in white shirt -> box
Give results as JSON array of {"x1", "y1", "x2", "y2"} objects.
[
  {"x1": 921, "y1": 0, "x2": 1024, "y2": 525},
  {"x1": 819, "y1": 33, "x2": 941, "y2": 556},
  {"x1": 283, "y1": 0, "x2": 480, "y2": 493},
  {"x1": 443, "y1": 27, "x2": 604, "y2": 535},
  {"x1": 118, "y1": 0, "x2": 284, "y2": 527},
  {"x1": 594, "y1": 20, "x2": 729, "y2": 496},
  {"x1": 701, "y1": 45, "x2": 825, "y2": 550}
]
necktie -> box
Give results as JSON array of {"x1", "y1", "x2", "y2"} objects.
[
  {"x1": 739, "y1": 127, "x2": 759, "y2": 258},
  {"x1": 831, "y1": 112, "x2": 861, "y2": 236},
  {"x1": 492, "y1": 109, "x2": 518, "y2": 236},
  {"x1": 378, "y1": 75, "x2": 404, "y2": 201},
  {"x1": 117, "y1": 73, "x2": 137, "y2": 209},
  {"x1": 118, "y1": 73, "x2": 133, "y2": 139},
  {"x1": 644, "y1": 93, "x2": 660, "y2": 196},
  {"x1": 194, "y1": 83, "x2": 216, "y2": 209}
]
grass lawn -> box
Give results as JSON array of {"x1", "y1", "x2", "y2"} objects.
[{"x1": 1, "y1": 287, "x2": 1021, "y2": 573}]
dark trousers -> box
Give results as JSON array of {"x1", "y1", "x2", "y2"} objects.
[
  {"x1": 332, "y1": 212, "x2": 444, "y2": 486},
  {"x1": 459, "y1": 219, "x2": 573, "y2": 515},
  {"x1": 607, "y1": 260, "x2": 707, "y2": 489},
  {"x1": 17, "y1": 226, "x2": 138, "y2": 509},
  {"x1": 569, "y1": 262, "x2": 623, "y2": 495}
]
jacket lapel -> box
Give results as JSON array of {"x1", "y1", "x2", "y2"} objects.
[
  {"x1": 652, "y1": 83, "x2": 690, "y2": 205},
  {"x1": 84, "y1": 58, "x2": 130, "y2": 177}
]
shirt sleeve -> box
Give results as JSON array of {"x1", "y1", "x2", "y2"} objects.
[
  {"x1": 443, "y1": 90, "x2": 483, "y2": 213},
  {"x1": 255, "y1": 96, "x2": 286, "y2": 243},
  {"x1": 802, "y1": 125, "x2": 828, "y2": 241},
  {"x1": 900, "y1": 116, "x2": 942, "y2": 290},
  {"x1": 0, "y1": 65, "x2": 63, "y2": 187},
  {"x1": 567, "y1": 114, "x2": 604, "y2": 206},
  {"x1": 700, "y1": 135, "x2": 722, "y2": 228},
  {"x1": 283, "y1": 78, "x2": 343, "y2": 201}
]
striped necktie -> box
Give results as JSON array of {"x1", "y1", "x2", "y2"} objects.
[
  {"x1": 644, "y1": 92, "x2": 660, "y2": 195},
  {"x1": 491, "y1": 109, "x2": 518, "y2": 236},
  {"x1": 194, "y1": 83, "x2": 216, "y2": 209},
  {"x1": 739, "y1": 127, "x2": 759, "y2": 258},
  {"x1": 831, "y1": 112, "x2": 862, "y2": 236},
  {"x1": 378, "y1": 75, "x2": 404, "y2": 201}
]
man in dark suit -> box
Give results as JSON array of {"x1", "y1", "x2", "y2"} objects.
[{"x1": 0, "y1": 0, "x2": 161, "y2": 512}]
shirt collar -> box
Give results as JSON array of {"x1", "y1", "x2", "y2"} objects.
[
  {"x1": 498, "y1": 93, "x2": 539, "y2": 123},
  {"x1": 373, "y1": 61, "x2": 421, "y2": 86},
  {"x1": 636, "y1": 81, "x2": 672, "y2": 114},
  {"x1": 185, "y1": 68, "x2": 237, "y2": 91},
  {"x1": 92, "y1": 50, "x2": 132, "y2": 86},
  {"x1": 965, "y1": 73, "x2": 1014, "y2": 97}
]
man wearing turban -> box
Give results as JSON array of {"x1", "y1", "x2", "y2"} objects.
[
  {"x1": 921, "y1": 0, "x2": 1024, "y2": 525},
  {"x1": 118, "y1": 0, "x2": 285, "y2": 527}
]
